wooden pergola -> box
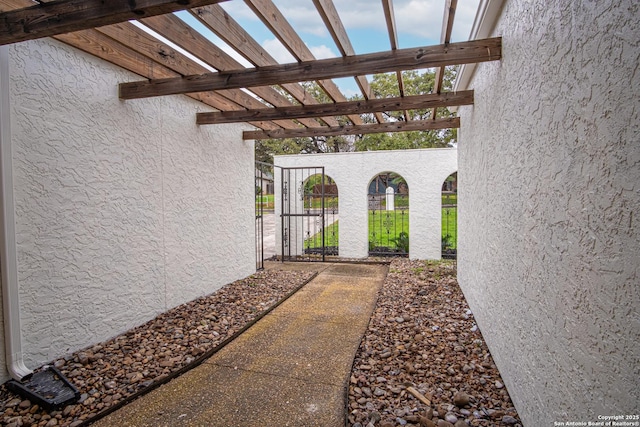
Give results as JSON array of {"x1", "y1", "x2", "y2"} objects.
[{"x1": 0, "y1": 0, "x2": 501, "y2": 140}]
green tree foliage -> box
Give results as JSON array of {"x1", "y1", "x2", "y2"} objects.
[
  {"x1": 254, "y1": 83, "x2": 353, "y2": 164},
  {"x1": 355, "y1": 68, "x2": 458, "y2": 151},
  {"x1": 254, "y1": 68, "x2": 458, "y2": 162}
]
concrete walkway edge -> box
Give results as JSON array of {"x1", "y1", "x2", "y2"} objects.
[{"x1": 92, "y1": 262, "x2": 388, "y2": 427}]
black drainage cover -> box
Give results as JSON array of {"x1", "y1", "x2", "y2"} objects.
[{"x1": 7, "y1": 366, "x2": 80, "y2": 410}]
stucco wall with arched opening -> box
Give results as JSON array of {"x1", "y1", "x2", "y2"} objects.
[{"x1": 274, "y1": 148, "x2": 457, "y2": 259}]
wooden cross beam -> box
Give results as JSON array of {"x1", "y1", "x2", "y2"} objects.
[
  {"x1": 0, "y1": 0, "x2": 231, "y2": 46},
  {"x1": 197, "y1": 91, "x2": 474, "y2": 125},
  {"x1": 119, "y1": 37, "x2": 502, "y2": 100},
  {"x1": 243, "y1": 117, "x2": 461, "y2": 140}
]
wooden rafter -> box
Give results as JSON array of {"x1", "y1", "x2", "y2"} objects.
[
  {"x1": 119, "y1": 37, "x2": 502, "y2": 99},
  {"x1": 244, "y1": 0, "x2": 364, "y2": 125},
  {"x1": 189, "y1": 4, "x2": 340, "y2": 127},
  {"x1": 98, "y1": 21, "x2": 301, "y2": 130},
  {"x1": 243, "y1": 117, "x2": 460, "y2": 140},
  {"x1": 139, "y1": 14, "x2": 324, "y2": 130},
  {"x1": 197, "y1": 91, "x2": 474, "y2": 125},
  {"x1": 53, "y1": 28, "x2": 279, "y2": 131},
  {"x1": 382, "y1": 0, "x2": 409, "y2": 122},
  {"x1": 0, "y1": 0, "x2": 231, "y2": 46},
  {"x1": 313, "y1": 0, "x2": 385, "y2": 124},
  {"x1": 432, "y1": 0, "x2": 458, "y2": 119}
]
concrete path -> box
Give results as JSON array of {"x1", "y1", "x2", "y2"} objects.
[{"x1": 92, "y1": 262, "x2": 387, "y2": 427}]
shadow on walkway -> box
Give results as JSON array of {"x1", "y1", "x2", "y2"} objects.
[{"x1": 92, "y1": 262, "x2": 388, "y2": 427}]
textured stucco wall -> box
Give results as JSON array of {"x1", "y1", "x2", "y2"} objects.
[
  {"x1": 2, "y1": 38, "x2": 254, "y2": 378},
  {"x1": 457, "y1": 1, "x2": 639, "y2": 424},
  {"x1": 275, "y1": 149, "x2": 457, "y2": 259}
]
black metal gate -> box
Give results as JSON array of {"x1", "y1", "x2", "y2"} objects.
[
  {"x1": 442, "y1": 191, "x2": 457, "y2": 259},
  {"x1": 281, "y1": 166, "x2": 338, "y2": 262},
  {"x1": 367, "y1": 173, "x2": 409, "y2": 256},
  {"x1": 255, "y1": 162, "x2": 274, "y2": 270}
]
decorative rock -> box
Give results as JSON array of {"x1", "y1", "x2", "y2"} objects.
[
  {"x1": 437, "y1": 420, "x2": 454, "y2": 427},
  {"x1": 419, "y1": 417, "x2": 437, "y2": 427},
  {"x1": 445, "y1": 412, "x2": 458, "y2": 423},
  {"x1": 18, "y1": 400, "x2": 31, "y2": 409},
  {"x1": 502, "y1": 415, "x2": 519, "y2": 424},
  {"x1": 6, "y1": 398, "x2": 22, "y2": 407},
  {"x1": 77, "y1": 353, "x2": 90, "y2": 365},
  {"x1": 454, "y1": 420, "x2": 469, "y2": 427},
  {"x1": 368, "y1": 411, "x2": 381, "y2": 423},
  {"x1": 373, "y1": 387, "x2": 386, "y2": 396},
  {"x1": 495, "y1": 380, "x2": 504, "y2": 389},
  {"x1": 453, "y1": 391, "x2": 470, "y2": 407}
]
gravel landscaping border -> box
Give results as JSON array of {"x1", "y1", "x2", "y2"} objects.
[
  {"x1": 0, "y1": 269, "x2": 315, "y2": 427},
  {"x1": 0, "y1": 260, "x2": 523, "y2": 427},
  {"x1": 347, "y1": 259, "x2": 522, "y2": 427}
]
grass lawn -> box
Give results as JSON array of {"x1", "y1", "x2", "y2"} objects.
[
  {"x1": 256, "y1": 194, "x2": 274, "y2": 210},
  {"x1": 442, "y1": 207, "x2": 457, "y2": 249},
  {"x1": 304, "y1": 221, "x2": 339, "y2": 249},
  {"x1": 304, "y1": 208, "x2": 458, "y2": 251},
  {"x1": 368, "y1": 210, "x2": 409, "y2": 249}
]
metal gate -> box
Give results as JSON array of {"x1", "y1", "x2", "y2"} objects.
[
  {"x1": 442, "y1": 191, "x2": 457, "y2": 259},
  {"x1": 368, "y1": 174, "x2": 409, "y2": 257},
  {"x1": 255, "y1": 162, "x2": 274, "y2": 270},
  {"x1": 281, "y1": 166, "x2": 338, "y2": 262}
]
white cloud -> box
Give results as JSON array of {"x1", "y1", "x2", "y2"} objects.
[
  {"x1": 309, "y1": 44, "x2": 338, "y2": 59},
  {"x1": 262, "y1": 38, "x2": 296, "y2": 63},
  {"x1": 275, "y1": 3, "x2": 328, "y2": 37},
  {"x1": 394, "y1": 0, "x2": 443, "y2": 41}
]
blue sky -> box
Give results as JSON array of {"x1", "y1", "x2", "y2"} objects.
[{"x1": 171, "y1": 0, "x2": 480, "y2": 97}]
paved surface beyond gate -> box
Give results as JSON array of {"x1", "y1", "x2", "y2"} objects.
[{"x1": 93, "y1": 262, "x2": 388, "y2": 427}]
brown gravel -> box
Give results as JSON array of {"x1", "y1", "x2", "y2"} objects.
[
  {"x1": 0, "y1": 269, "x2": 314, "y2": 427},
  {"x1": 0, "y1": 260, "x2": 522, "y2": 427},
  {"x1": 347, "y1": 259, "x2": 522, "y2": 427}
]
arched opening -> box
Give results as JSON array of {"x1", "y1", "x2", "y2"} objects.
[
  {"x1": 301, "y1": 173, "x2": 339, "y2": 257},
  {"x1": 367, "y1": 172, "x2": 409, "y2": 256},
  {"x1": 442, "y1": 172, "x2": 457, "y2": 259}
]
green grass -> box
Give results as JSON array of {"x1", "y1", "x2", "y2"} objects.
[
  {"x1": 442, "y1": 193, "x2": 457, "y2": 206},
  {"x1": 303, "y1": 196, "x2": 338, "y2": 209},
  {"x1": 368, "y1": 209, "x2": 409, "y2": 249},
  {"x1": 442, "y1": 207, "x2": 457, "y2": 249},
  {"x1": 304, "y1": 207, "x2": 458, "y2": 252},
  {"x1": 304, "y1": 221, "x2": 339, "y2": 248},
  {"x1": 255, "y1": 194, "x2": 274, "y2": 210}
]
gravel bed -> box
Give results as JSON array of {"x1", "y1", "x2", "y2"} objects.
[
  {"x1": 0, "y1": 269, "x2": 314, "y2": 427},
  {"x1": 348, "y1": 259, "x2": 522, "y2": 427}
]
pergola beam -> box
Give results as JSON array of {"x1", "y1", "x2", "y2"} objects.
[
  {"x1": 243, "y1": 117, "x2": 460, "y2": 140},
  {"x1": 382, "y1": 0, "x2": 409, "y2": 121},
  {"x1": 245, "y1": 0, "x2": 363, "y2": 125},
  {"x1": 189, "y1": 4, "x2": 340, "y2": 127},
  {"x1": 313, "y1": 0, "x2": 384, "y2": 123},
  {"x1": 0, "y1": 0, "x2": 230, "y2": 46},
  {"x1": 119, "y1": 37, "x2": 501, "y2": 100},
  {"x1": 431, "y1": 0, "x2": 458, "y2": 119},
  {"x1": 197, "y1": 90, "x2": 473, "y2": 125}
]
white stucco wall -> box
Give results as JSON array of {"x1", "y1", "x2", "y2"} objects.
[
  {"x1": 0, "y1": 38, "x2": 255, "y2": 379},
  {"x1": 274, "y1": 149, "x2": 457, "y2": 259},
  {"x1": 457, "y1": 1, "x2": 639, "y2": 424}
]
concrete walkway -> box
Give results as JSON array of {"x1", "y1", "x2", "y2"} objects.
[{"x1": 92, "y1": 262, "x2": 387, "y2": 427}]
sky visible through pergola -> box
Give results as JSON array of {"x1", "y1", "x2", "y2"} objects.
[{"x1": 164, "y1": 0, "x2": 481, "y2": 97}]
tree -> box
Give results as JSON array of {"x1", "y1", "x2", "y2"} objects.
[
  {"x1": 255, "y1": 68, "x2": 459, "y2": 163},
  {"x1": 355, "y1": 68, "x2": 458, "y2": 151},
  {"x1": 254, "y1": 82, "x2": 354, "y2": 164}
]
